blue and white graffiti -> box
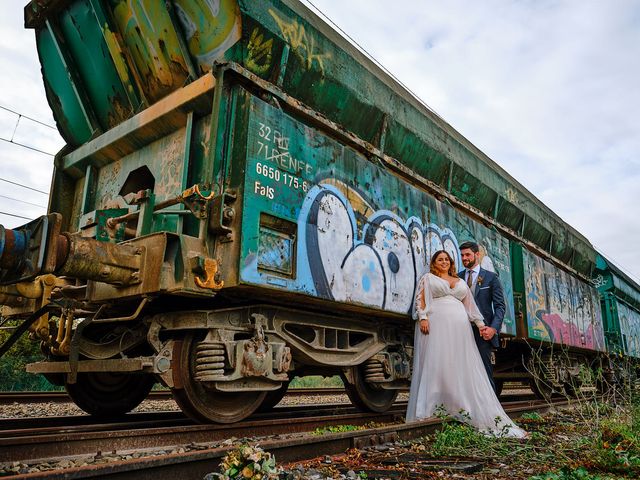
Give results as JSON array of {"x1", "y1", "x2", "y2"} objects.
[
  {"x1": 304, "y1": 186, "x2": 460, "y2": 313},
  {"x1": 242, "y1": 182, "x2": 462, "y2": 315}
]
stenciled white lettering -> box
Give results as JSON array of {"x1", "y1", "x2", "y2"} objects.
[{"x1": 254, "y1": 181, "x2": 275, "y2": 200}]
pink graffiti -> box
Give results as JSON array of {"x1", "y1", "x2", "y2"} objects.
[{"x1": 540, "y1": 312, "x2": 601, "y2": 350}]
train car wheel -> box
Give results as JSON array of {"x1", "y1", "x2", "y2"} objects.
[
  {"x1": 529, "y1": 376, "x2": 555, "y2": 401},
  {"x1": 171, "y1": 335, "x2": 267, "y2": 423},
  {"x1": 341, "y1": 366, "x2": 397, "y2": 413},
  {"x1": 65, "y1": 372, "x2": 155, "y2": 416},
  {"x1": 257, "y1": 381, "x2": 290, "y2": 412}
]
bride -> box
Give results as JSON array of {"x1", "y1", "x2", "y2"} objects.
[{"x1": 406, "y1": 249, "x2": 526, "y2": 438}]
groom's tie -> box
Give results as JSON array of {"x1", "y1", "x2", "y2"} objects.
[{"x1": 467, "y1": 270, "x2": 473, "y2": 288}]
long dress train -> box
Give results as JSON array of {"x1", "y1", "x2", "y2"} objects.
[{"x1": 406, "y1": 273, "x2": 526, "y2": 438}]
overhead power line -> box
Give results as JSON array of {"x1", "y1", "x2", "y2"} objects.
[
  {"x1": 0, "y1": 104, "x2": 57, "y2": 130},
  {"x1": 0, "y1": 194, "x2": 47, "y2": 209},
  {"x1": 0, "y1": 211, "x2": 33, "y2": 221},
  {"x1": 302, "y1": 0, "x2": 443, "y2": 122},
  {"x1": 0, "y1": 136, "x2": 55, "y2": 156},
  {"x1": 0, "y1": 104, "x2": 59, "y2": 156},
  {"x1": 0, "y1": 177, "x2": 49, "y2": 195}
]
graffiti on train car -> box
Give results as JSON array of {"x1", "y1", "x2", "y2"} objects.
[
  {"x1": 109, "y1": 1, "x2": 240, "y2": 100},
  {"x1": 617, "y1": 302, "x2": 640, "y2": 358},
  {"x1": 110, "y1": 1, "x2": 192, "y2": 101},
  {"x1": 269, "y1": 9, "x2": 331, "y2": 73},
  {"x1": 523, "y1": 249, "x2": 605, "y2": 351},
  {"x1": 302, "y1": 185, "x2": 458, "y2": 313},
  {"x1": 246, "y1": 27, "x2": 275, "y2": 76},
  {"x1": 241, "y1": 96, "x2": 516, "y2": 330},
  {"x1": 174, "y1": 0, "x2": 241, "y2": 69},
  {"x1": 419, "y1": 194, "x2": 516, "y2": 335}
]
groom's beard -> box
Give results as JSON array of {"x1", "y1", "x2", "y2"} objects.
[{"x1": 461, "y1": 258, "x2": 477, "y2": 269}]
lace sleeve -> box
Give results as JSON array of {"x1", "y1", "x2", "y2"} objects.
[
  {"x1": 462, "y1": 284, "x2": 485, "y2": 328},
  {"x1": 414, "y1": 274, "x2": 433, "y2": 321}
]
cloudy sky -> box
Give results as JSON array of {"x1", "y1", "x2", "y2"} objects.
[{"x1": 0, "y1": 1, "x2": 638, "y2": 282}]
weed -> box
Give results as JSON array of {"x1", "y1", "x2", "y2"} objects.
[
  {"x1": 289, "y1": 375, "x2": 343, "y2": 388},
  {"x1": 529, "y1": 466, "x2": 611, "y2": 480},
  {"x1": 312, "y1": 424, "x2": 364, "y2": 435},
  {"x1": 520, "y1": 412, "x2": 544, "y2": 422}
]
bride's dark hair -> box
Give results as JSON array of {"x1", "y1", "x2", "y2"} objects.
[{"x1": 429, "y1": 250, "x2": 458, "y2": 276}]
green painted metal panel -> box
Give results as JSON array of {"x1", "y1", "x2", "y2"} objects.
[
  {"x1": 90, "y1": 126, "x2": 188, "y2": 233},
  {"x1": 29, "y1": 0, "x2": 242, "y2": 147},
  {"x1": 36, "y1": 27, "x2": 94, "y2": 145},
  {"x1": 26, "y1": 0, "x2": 598, "y2": 277},
  {"x1": 522, "y1": 248, "x2": 605, "y2": 351},
  {"x1": 496, "y1": 198, "x2": 524, "y2": 233},
  {"x1": 58, "y1": 0, "x2": 132, "y2": 131},
  {"x1": 509, "y1": 240, "x2": 527, "y2": 335},
  {"x1": 522, "y1": 216, "x2": 552, "y2": 252},
  {"x1": 238, "y1": 93, "x2": 516, "y2": 331},
  {"x1": 600, "y1": 293, "x2": 623, "y2": 355},
  {"x1": 449, "y1": 164, "x2": 498, "y2": 215},
  {"x1": 384, "y1": 119, "x2": 450, "y2": 187},
  {"x1": 549, "y1": 229, "x2": 573, "y2": 264}
]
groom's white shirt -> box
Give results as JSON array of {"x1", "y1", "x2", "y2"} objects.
[{"x1": 467, "y1": 264, "x2": 481, "y2": 294}]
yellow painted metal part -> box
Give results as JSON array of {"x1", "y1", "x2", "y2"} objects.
[
  {"x1": 51, "y1": 309, "x2": 74, "y2": 356},
  {"x1": 110, "y1": 0, "x2": 191, "y2": 103},
  {"x1": 0, "y1": 274, "x2": 65, "y2": 342},
  {"x1": 194, "y1": 258, "x2": 224, "y2": 290},
  {"x1": 174, "y1": 0, "x2": 241, "y2": 70}
]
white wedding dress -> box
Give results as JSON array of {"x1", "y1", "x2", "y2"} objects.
[{"x1": 406, "y1": 273, "x2": 526, "y2": 438}]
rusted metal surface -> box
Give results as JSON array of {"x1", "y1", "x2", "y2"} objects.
[
  {"x1": 0, "y1": 398, "x2": 564, "y2": 478},
  {"x1": 6, "y1": 0, "x2": 634, "y2": 431},
  {"x1": 60, "y1": 72, "x2": 215, "y2": 177},
  {"x1": 1, "y1": 405, "x2": 406, "y2": 462},
  {"x1": 26, "y1": 358, "x2": 152, "y2": 375},
  {"x1": 24, "y1": 0, "x2": 597, "y2": 277},
  {"x1": 56, "y1": 235, "x2": 142, "y2": 286}
]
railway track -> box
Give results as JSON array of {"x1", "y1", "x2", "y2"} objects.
[
  {"x1": 0, "y1": 384, "x2": 530, "y2": 405},
  {"x1": 1, "y1": 394, "x2": 553, "y2": 479},
  {"x1": 0, "y1": 387, "x2": 356, "y2": 405}
]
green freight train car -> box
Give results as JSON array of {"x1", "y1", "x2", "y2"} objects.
[{"x1": 0, "y1": 0, "x2": 637, "y2": 422}]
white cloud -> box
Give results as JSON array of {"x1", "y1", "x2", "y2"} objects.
[
  {"x1": 0, "y1": 1, "x2": 638, "y2": 282},
  {"x1": 305, "y1": 0, "x2": 640, "y2": 281},
  {"x1": 0, "y1": 6, "x2": 61, "y2": 227}
]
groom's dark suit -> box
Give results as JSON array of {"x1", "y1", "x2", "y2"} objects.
[{"x1": 459, "y1": 267, "x2": 506, "y2": 392}]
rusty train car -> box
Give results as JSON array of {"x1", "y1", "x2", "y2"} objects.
[{"x1": 1, "y1": 0, "x2": 639, "y2": 422}]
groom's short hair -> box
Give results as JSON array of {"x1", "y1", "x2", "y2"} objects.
[{"x1": 459, "y1": 241, "x2": 479, "y2": 253}]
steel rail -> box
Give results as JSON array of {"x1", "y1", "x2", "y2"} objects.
[
  {"x1": 0, "y1": 387, "x2": 357, "y2": 405},
  {"x1": 0, "y1": 403, "x2": 408, "y2": 463},
  {"x1": 0, "y1": 398, "x2": 565, "y2": 479},
  {"x1": 0, "y1": 401, "x2": 376, "y2": 434}
]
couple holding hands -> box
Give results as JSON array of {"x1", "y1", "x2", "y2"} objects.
[{"x1": 406, "y1": 241, "x2": 526, "y2": 438}]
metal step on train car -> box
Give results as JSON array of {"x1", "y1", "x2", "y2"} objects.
[{"x1": 1, "y1": 0, "x2": 639, "y2": 422}]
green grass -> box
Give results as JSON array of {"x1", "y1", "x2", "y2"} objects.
[
  {"x1": 289, "y1": 375, "x2": 344, "y2": 388},
  {"x1": 409, "y1": 398, "x2": 640, "y2": 479}
]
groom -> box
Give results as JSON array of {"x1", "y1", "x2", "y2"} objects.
[{"x1": 458, "y1": 241, "x2": 506, "y2": 393}]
